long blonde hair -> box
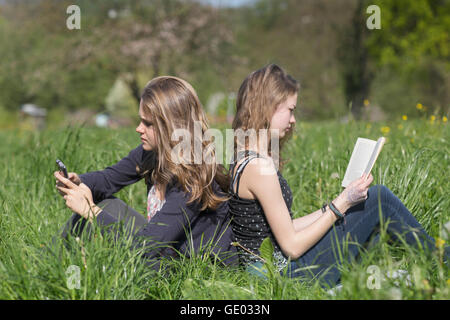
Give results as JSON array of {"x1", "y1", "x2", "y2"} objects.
[
  {"x1": 232, "y1": 64, "x2": 299, "y2": 168},
  {"x1": 138, "y1": 76, "x2": 229, "y2": 210}
]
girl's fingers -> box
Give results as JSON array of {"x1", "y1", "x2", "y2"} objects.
[
  {"x1": 68, "y1": 173, "x2": 80, "y2": 184},
  {"x1": 54, "y1": 172, "x2": 77, "y2": 188},
  {"x1": 56, "y1": 185, "x2": 71, "y2": 194},
  {"x1": 363, "y1": 174, "x2": 374, "y2": 187}
]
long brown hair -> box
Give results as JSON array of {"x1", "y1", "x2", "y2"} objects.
[
  {"x1": 138, "y1": 76, "x2": 229, "y2": 210},
  {"x1": 232, "y1": 64, "x2": 299, "y2": 168}
]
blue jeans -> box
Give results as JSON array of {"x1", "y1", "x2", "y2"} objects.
[{"x1": 285, "y1": 184, "x2": 449, "y2": 288}]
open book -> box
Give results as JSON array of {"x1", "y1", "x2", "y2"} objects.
[{"x1": 341, "y1": 137, "x2": 386, "y2": 188}]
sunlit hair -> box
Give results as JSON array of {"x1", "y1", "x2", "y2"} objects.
[
  {"x1": 138, "y1": 76, "x2": 229, "y2": 210},
  {"x1": 232, "y1": 64, "x2": 299, "y2": 168}
]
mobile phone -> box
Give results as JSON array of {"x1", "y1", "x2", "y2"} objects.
[{"x1": 56, "y1": 159, "x2": 68, "y2": 178}]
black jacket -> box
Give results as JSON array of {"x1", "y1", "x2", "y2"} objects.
[{"x1": 80, "y1": 145, "x2": 237, "y2": 268}]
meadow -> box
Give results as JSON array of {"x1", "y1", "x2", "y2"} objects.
[{"x1": 0, "y1": 117, "x2": 448, "y2": 300}]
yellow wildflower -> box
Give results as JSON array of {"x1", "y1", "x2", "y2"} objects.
[
  {"x1": 364, "y1": 99, "x2": 370, "y2": 107},
  {"x1": 435, "y1": 237, "x2": 445, "y2": 249},
  {"x1": 380, "y1": 126, "x2": 390, "y2": 134},
  {"x1": 402, "y1": 115, "x2": 407, "y2": 121},
  {"x1": 447, "y1": 279, "x2": 450, "y2": 286},
  {"x1": 443, "y1": 116, "x2": 448, "y2": 123},
  {"x1": 416, "y1": 103, "x2": 423, "y2": 110},
  {"x1": 430, "y1": 115, "x2": 436, "y2": 122}
]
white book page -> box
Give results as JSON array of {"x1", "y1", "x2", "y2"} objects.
[
  {"x1": 364, "y1": 137, "x2": 386, "y2": 176},
  {"x1": 342, "y1": 138, "x2": 376, "y2": 187}
]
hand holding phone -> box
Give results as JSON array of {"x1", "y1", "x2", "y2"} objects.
[{"x1": 55, "y1": 159, "x2": 81, "y2": 196}]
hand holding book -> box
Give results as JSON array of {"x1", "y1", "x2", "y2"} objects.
[
  {"x1": 342, "y1": 137, "x2": 385, "y2": 187},
  {"x1": 345, "y1": 173, "x2": 373, "y2": 205},
  {"x1": 332, "y1": 136, "x2": 383, "y2": 212}
]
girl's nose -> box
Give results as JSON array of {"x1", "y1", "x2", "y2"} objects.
[
  {"x1": 136, "y1": 123, "x2": 144, "y2": 133},
  {"x1": 290, "y1": 114, "x2": 296, "y2": 124}
]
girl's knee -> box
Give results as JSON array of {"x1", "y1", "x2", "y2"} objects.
[
  {"x1": 368, "y1": 184, "x2": 391, "y2": 201},
  {"x1": 366, "y1": 184, "x2": 392, "y2": 216}
]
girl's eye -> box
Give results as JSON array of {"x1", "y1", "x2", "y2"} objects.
[{"x1": 142, "y1": 120, "x2": 152, "y2": 127}]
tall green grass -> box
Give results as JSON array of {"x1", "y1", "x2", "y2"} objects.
[{"x1": 0, "y1": 118, "x2": 448, "y2": 299}]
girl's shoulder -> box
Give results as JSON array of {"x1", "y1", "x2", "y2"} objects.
[{"x1": 240, "y1": 156, "x2": 278, "y2": 178}]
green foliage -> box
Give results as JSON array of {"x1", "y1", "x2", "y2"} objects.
[
  {"x1": 366, "y1": 0, "x2": 450, "y2": 114},
  {"x1": 367, "y1": 0, "x2": 450, "y2": 68},
  {"x1": 259, "y1": 237, "x2": 274, "y2": 265}
]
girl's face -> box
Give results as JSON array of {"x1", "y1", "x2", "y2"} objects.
[
  {"x1": 270, "y1": 93, "x2": 297, "y2": 138},
  {"x1": 136, "y1": 99, "x2": 157, "y2": 151}
]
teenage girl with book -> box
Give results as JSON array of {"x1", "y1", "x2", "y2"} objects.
[{"x1": 228, "y1": 64, "x2": 449, "y2": 287}]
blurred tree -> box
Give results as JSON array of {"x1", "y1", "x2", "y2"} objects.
[
  {"x1": 232, "y1": 0, "x2": 354, "y2": 119},
  {"x1": 70, "y1": 0, "x2": 235, "y2": 104},
  {"x1": 337, "y1": 0, "x2": 373, "y2": 120},
  {"x1": 0, "y1": 0, "x2": 117, "y2": 111},
  {"x1": 0, "y1": 0, "x2": 235, "y2": 114}
]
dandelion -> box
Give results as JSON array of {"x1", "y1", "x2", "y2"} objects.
[
  {"x1": 435, "y1": 237, "x2": 445, "y2": 249},
  {"x1": 416, "y1": 103, "x2": 423, "y2": 110},
  {"x1": 447, "y1": 279, "x2": 450, "y2": 286},
  {"x1": 430, "y1": 115, "x2": 436, "y2": 122},
  {"x1": 443, "y1": 116, "x2": 448, "y2": 123},
  {"x1": 330, "y1": 172, "x2": 339, "y2": 179},
  {"x1": 364, "y1": 99, "x2": 370, "y2": 107},
  {"x1": 380, "y1": 126, "x2": 390, "y2": 134},
  {"x1": 402, "y1": 115, "x2": 407, "y2": 121}
]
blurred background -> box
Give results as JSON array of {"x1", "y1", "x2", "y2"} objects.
[{"x1": 0, "y1": 0, "x2": 448, "y2": 130}]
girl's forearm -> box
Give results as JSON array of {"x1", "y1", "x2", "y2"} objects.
[
  {"x1": 292, "y1": 210, "x2": 323, "y2": 232},
  {"x1": 288, "y1": 197, "x2": 350, "y2": 259},
  {"x1": 292, "y1": 194, "x2": 351, "y2": 232}
]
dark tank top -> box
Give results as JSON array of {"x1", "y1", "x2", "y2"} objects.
[{"x1": 228, "y1": 150, "x2": 293, "y2": 270}]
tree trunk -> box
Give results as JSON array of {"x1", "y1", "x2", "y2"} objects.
[{"x1": 340, "y1": 0, "x2": 373, "y2": 120}]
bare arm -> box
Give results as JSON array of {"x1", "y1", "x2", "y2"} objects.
[
  {"x1": 240, "y1": 159, "x2": 342, "y2": 259},
  {"x1": 243, "y1": 158, "x2": 372, "y2": 260},
  {"x1": 292, "y1": 210, "x2": 323, "y2": 232}
]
